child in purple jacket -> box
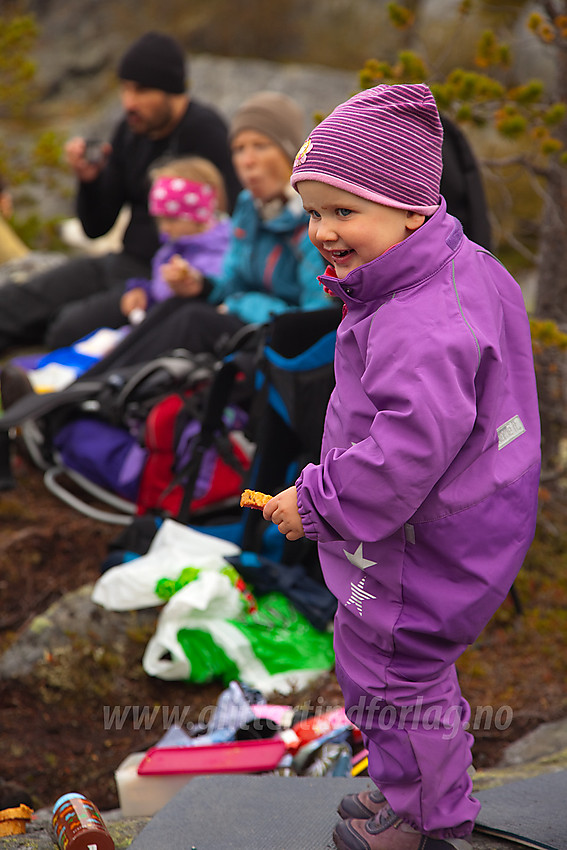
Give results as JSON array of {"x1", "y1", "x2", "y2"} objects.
[
  {"x1": 120, "y1": 155, "x2": 231, "y2": 323},
  {"x1": 12, "y1": 157, "x2": 231, "y2": 390},
  {"x1": 264, "y1": 84, "x2": 540, "y2": 849}
]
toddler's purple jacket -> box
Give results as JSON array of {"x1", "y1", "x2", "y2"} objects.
[
  {"x1": 296, "y1": 199, "x2": 541, "y2": 693},
  {"x1": 125, "y1": 218, "x2": 231, "y2": 309}
]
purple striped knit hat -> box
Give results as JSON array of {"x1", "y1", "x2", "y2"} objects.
[{"x1": 291, "y1": 83, "x2": 443, "y2": 216}]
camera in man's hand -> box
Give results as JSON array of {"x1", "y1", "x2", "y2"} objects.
[{"x1": 84, "y1": 139, "x2": 106, "y2": 165}]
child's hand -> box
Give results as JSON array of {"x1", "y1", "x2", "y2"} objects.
[
  {"x1": 120, "y1": 287, "x2": 148, "y2": 317},
  {"x1": 263, "y1": 486, "x2": 305, "y2": 541},
  {"x1": 161, "y1": 254, "x2": 204, "y2": 297}
]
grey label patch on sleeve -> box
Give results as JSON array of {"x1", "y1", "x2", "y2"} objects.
[{"x1": 497, "y1": 415, "x2": 526, "y2": 450}]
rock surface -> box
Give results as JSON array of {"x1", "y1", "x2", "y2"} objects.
[
  {"x1": 3, "y1": 577, "x2": 565, "y2": 847},
  {"x1": 498, "y1": 716, "x2": 567, "y2": 768},
  {"x1": 0, "y1": 585, "x2": 158, "y2": 681}
]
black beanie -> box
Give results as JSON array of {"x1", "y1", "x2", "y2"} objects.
[{"x1": 117, "y1": 32, "x2": 187, "y2": 94}]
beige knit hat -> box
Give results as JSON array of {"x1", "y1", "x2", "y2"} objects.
[{"x1": 229, "y1": 91, "x2": 305, "y2": 164}]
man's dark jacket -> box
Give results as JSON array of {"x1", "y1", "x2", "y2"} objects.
[{"x1": 77, "y1": 98, "x2": 241, "y2": 264}]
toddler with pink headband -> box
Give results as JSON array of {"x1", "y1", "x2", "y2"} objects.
[{"x1": 120, "y1": 156, "x2": 231, "y2": 323}]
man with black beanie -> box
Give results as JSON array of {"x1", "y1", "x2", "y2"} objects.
[{"x1": 0, "y1": 32, "x2": 240, "y2": 357}]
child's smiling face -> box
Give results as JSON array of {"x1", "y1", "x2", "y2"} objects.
[{"x1": 298, "y1": 181, "x2": 425, "y2": 279}]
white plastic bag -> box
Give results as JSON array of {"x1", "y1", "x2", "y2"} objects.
[
  {"x1": 92, "y1": 519, "x2": 334, "y2": 695},
  {"x1": 91, "y1": 519, "x2": 241, "y2": 611},
  {"x1": 142, "y1": 570, "x2": 245, "y2": 681}
]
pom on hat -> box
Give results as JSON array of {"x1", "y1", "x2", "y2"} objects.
[
  {"x1": 229, "y1": 92, "x2": 305, "y2": 164},
  {"x1": 291, "y1": 83, "x2": 443, "y2": 215},
  {"x1": 118, "y1": 31, "x2": 187, "y2": 94}
]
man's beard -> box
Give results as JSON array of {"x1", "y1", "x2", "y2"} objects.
[{"x1": 126, "y1": 104, "x2": 173, "y2": 138}]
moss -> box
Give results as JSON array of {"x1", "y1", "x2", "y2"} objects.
[
  {"x1": 125, "y1": 621, "x2": 157, "y2": 646},
  {"x1": 33, "y1": 640, "x2": 137, "y2": 703},
  {"x1": 530, "y1": 318, "x2": 567, "y2": 350},
  {"x1": 28, "y1": 616, "x2": 52, "y2": 635},
  {"x1": 109, "y1": 818, "x2": 152, "y2": 848}
]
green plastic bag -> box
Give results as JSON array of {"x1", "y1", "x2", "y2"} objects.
[{"x1": 144, "y1": 571, "x2": 334, "y2": 694}]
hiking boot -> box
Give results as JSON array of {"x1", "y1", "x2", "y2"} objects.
[
  {"x1": 0, "y1": 364, "x2": 44, "y2": 466},
  {"x1": 337, "y1": 787, "x2": 388, "y2": 819},
  {"x1": 0, "y1": 364, "x2": 34, "y2": 411},
  {"x1": 333, "y1": 805, "x2": 473, "y2": 850}
]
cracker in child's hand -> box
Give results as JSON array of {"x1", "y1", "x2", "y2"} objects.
[{"x1": 240, "y1": 489, "x2": 273, "y2": 509}]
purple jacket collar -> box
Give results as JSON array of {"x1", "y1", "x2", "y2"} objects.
[{"x1": 317, "y1": 198, "x2": 464, "y2": 308}]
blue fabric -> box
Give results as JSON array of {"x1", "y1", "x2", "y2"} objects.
[
  {"x1": 227, "y1": 552, "x2": 337, "y2": 630},
  {"x1": 207, "y1": 190, "x2": 331, "y2": 324},
  {"x1": 264, "y1": 329, "x2": 337, "y2": 373},
  {"x1": 36, "y1": 330, "x2": 102, "y2": 373}
]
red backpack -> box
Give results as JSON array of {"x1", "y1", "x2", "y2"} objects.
[{"x1": 136, "y1": 388, "x2": 254, "y2": 519}]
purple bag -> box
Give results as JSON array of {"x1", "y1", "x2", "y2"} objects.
[{"x1": 53, "y1": 417, "x2": 148, "y2": 503}]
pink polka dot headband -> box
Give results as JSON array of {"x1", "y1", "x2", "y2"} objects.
[{"x1": 148, "y1": 176, "x2": 218, "y2": 224}]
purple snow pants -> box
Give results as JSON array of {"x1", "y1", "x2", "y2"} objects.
[{"x1": 335, "y1": 656, "x2": 478, "y2": 838}]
